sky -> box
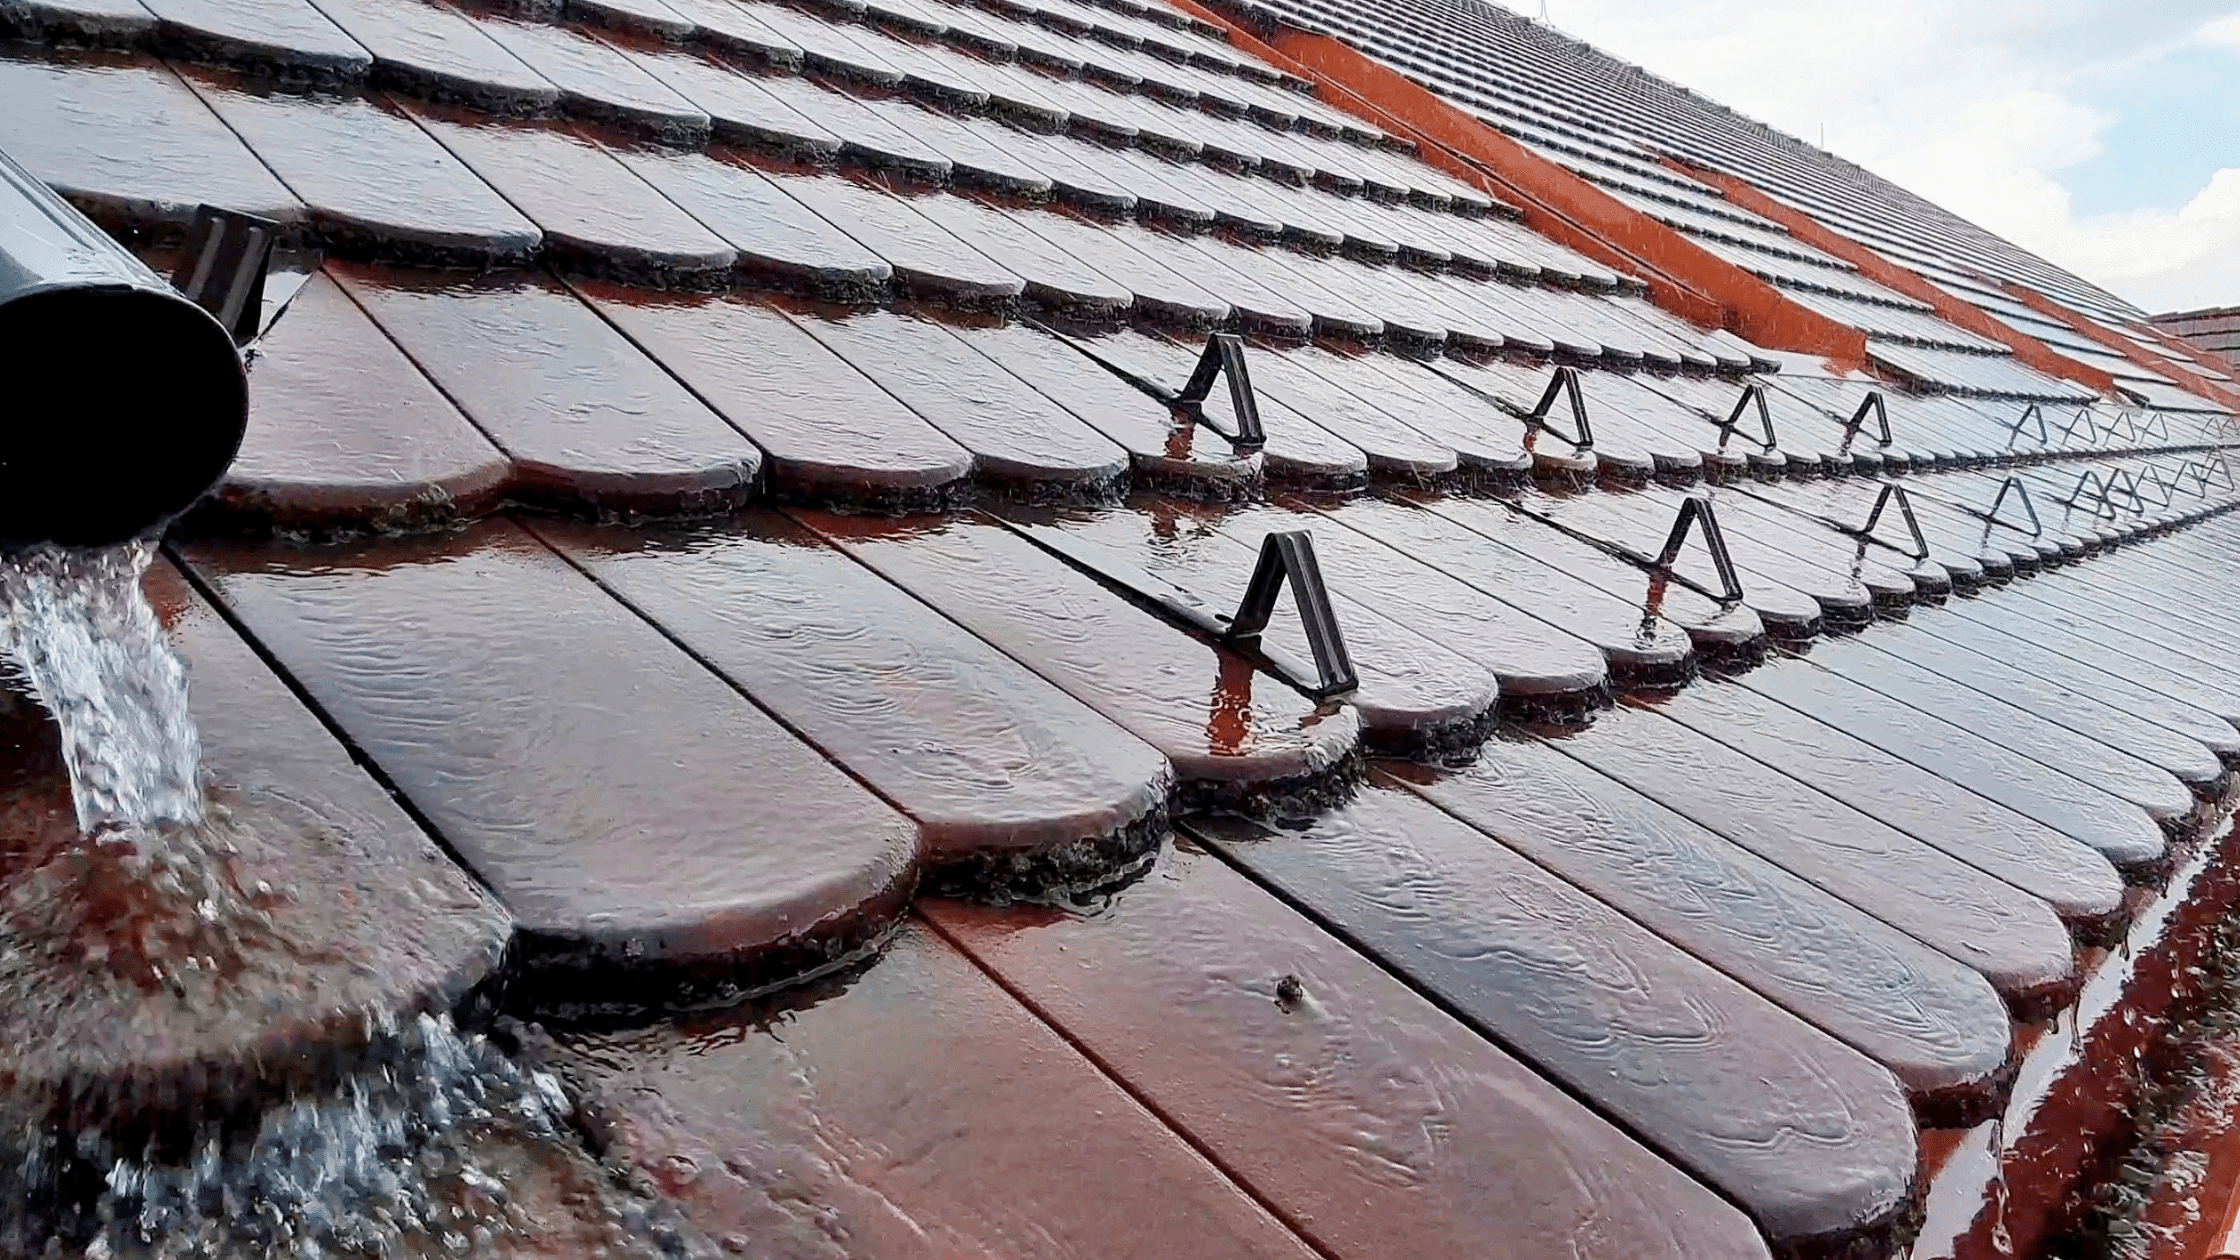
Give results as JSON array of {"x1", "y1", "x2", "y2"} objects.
[{"x1": 1528, "y1": 1, "x2": 2240, "y2": 314}]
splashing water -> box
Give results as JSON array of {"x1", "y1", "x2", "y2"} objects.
[
  {"x1": 0, "y1": 547, "x2": 700, "y2": 1258},
  {"x1": 0, "y1": 540, "x2": 202, "y2": 835},
  {"x1": 4, "y1": 1014, "x2": 710, "y2": 1260}
]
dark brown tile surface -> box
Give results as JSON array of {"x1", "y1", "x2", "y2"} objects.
[
  {"x1": 193, "y1": 80, "x2": 541, "y2": 266},
  {"x1": 925, "y1": 839, "x2": 1775, "y2": 1260},
  {"x1": 305, "y1": 0, "x2": 558, "y2": 111},
  {"x1": 1556, "y1": 700, "x2": 2078, "y2": 1011},
  {"x1": 142, "y1": 0, "x2": 370, "y2": 81},
  {"x1": 802, "y1": 510, "x2": 1363, "y2": 810},
  {"x1": 0, "y1": 51, "x2": 302, "y2": 231},
  {"x1": 1191, "y1": 779, "x2": 1919, "y2": 1256},
  {"x1": 183, "y1": 520, "x2": 920, "y2": 1015},
  {"x1": 413, "y1": 112, "x2": 736, "y2": 284},
  {"x1": 535, "y1": 511, "x2": 1173, "y2": 892},
  {"x1": 546, "y1": 923, "x2": 1326, "y2": 1260},
  {"x1": 1018, "y1": 499, "x2": 1502, "y2": 753},
  {"x1": 215, "y1": 269, "x2": 510, "y2": 530},
  {"x1": 774, "y1": 171, "x2": 1025, "y2": 305},
  {"x1": 1396, "y1": 736, "x2": 2016, "y2": 1119},
  {"x1": 336, "y1": 267, "x2": 764, "y2": 515},
  {"x1": 1652, "y1": 674, "x2": 2129, "y2": 932},
  {"x1": 792, "y1": 306, "x2": 1131, "y2": 497},
  {"x1": 470, "y1": 12, "x2": 710, "y2": 143},
  {"x1": 584, "y1": 288, "x2": 974, "y2": 508},
  {"x1": 1740, "y1": 655, "x2": 2168, "y2": 874}
]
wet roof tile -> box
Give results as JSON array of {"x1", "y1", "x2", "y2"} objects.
[
  {"x1": 1192, "y1": 779, "x2": 1918, "y2": 1255},
  {"x1": 304, "y1": 0, "x2": 557, "y2": 111},
  {"x1": 13, "y1": 0, "x2": 2240, "y2": 1248},
  {"x1": 581, "y1": 288, "x2": 974, "y2": 507},
  {"x1": 470, "y1": 13, "x2": 711, "y2": 141},
  {"x1": 547, "y1": 924, "x2": 1327, "y2": 1259},
  {"x1": 215, "y1": 268, "x2": 510, "y2": 530},
  {"x1": 334, "y1": 266, "x2": 764, "y2": 514},
  {"x1": 796, "y1": 305, "x2": 1132, "y2": 496},
  {"x1": 1399, "y1": 737, "x2": 2015, "y2": 1118},
  {"x1": 184, "y1": 519, "x2": 921, "y2": 1014},
  {"x1": 411, "y1": 112, "x2": 737, "y2": 282},
  {"x1": 193, "y1": 79, "x2": 541, "y2": 266},
  {"x1": 608, "y1": 146, "x2": 884, "y2": 294},
  {"x1": 923, "y1": 839, "x2": 1775, "y2": 1260},
  {"x1": 142, "y1": 0, "x2": 371, "y2": 82},
  {"x1": 804, "y1": 510, "x2": 1362, "y2": 809},
  {"x1": 0, "y1": 51, "x2": 303, "y2": 231},
  {"x1": 536, "y1": 510, "x2": 1174, "y2": 888}
]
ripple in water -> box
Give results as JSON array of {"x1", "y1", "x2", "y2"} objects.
[{"x1": 0, "y1": 544, "x2": 699, "y2": 1258}]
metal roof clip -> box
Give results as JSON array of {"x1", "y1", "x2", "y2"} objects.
[
  {"x1": 1647, "y1": 492, "x2": 1744, "y2": 603},
  {"x1": 2133, "y1": 464, "x2": 2176, "y2": 508},
  {"x1": 2054, "y1": 406, "x2": 2097, "y2": 448},
  {"x1": 1842, "y1": 391, "x2": 1891, "y2": 446},
  {"x1": 1175, "y1": 332, "x2": 1267, "y2": 451},
  {"x1": 1716, "y1": 382, "x2": 1776, "y2": 451},
  {"x1": 2005, "y1": 402, "x2": 2048, "y2": 447},
  {"x1": 1983, "y1": 475, "x2": 2045, "y2": 534},
  {"x1": 169, "y1": 204, "x2": 278, "y2": 348},
  {"x1": 1845, "y1": 480, "x2": 1930, "y2": 560},
  {"x1": 2059, "y1": 469, "x2": 2120, "y2": 520},
  {"x1": 1223, "y1": 530, "x2": 1358, "y2": 697},
  {"x1": 1524, "y1": 364, "x2": 1593, "y2": 448},
  {"x1": 1002, "y1": 518, "x2": 1357, "y2": 699}
]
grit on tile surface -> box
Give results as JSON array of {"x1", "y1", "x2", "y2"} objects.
[
  {"x1": 8, "y1": 0, "x2": 2240, "y2": 1253},
  {"x1": 1189, "y1": 781, "x2": 1919, "y2": 1254},
  {"x1": 923, "y1": 840, "x2": 1774, "y2": 1260},
  {"x1": 544, "y1": 924, "x2": 1327, "y2": 1260}
]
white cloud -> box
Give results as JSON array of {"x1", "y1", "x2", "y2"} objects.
[{"x1": 1533, "y1": 1, "x2": 2240, "y2": 312}]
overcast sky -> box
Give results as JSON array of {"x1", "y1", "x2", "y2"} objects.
[{"x1": 1532, "y1": 1, "x2": 2240, "y2": 314}]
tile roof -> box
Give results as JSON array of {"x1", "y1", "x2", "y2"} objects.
[{"x1": 5, "y1": 0, "x2": 2240, "y2": 1254}]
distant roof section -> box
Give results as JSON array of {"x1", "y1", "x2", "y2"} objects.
[
  {"x1": 2155, "y1": 305, "x2": 2240, "y2": 370},
  {"x1": 1210, "y1": 0, "x2": 2149, "y2": 327}
]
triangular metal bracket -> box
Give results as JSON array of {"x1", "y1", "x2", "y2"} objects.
[
  {"x1": 2006, "y1": 402, "x2": 2048, "y2": 446},
  {"x1": 1525, "y1": 365, "x2": 1594, "y2": 448},
  {"x1": 1222, "y1": 530, "x2": 1357, "y2": 698},
  {"x1": 2060, "y1": 469, "x2": 2121, "y2": 520},
  {"x1": 1176, "y1": 332, "x2": 1266, "y2": 450},
  {"x1": 1842, "y1": 391, "x2": 1892, "y2": 444},
  {"x1": 2179, "y1": 457, "x2": 2237, "y2": 495},
  {"x1": 170, "y1": 204, "x2": 278, "y2": 346},
  {"x1": 1716, "y1": 383, "x2": 1777, "y2": 450},
  {"x1": 2103, "y1": 468, "x2": 2149, "y2": 514},
  {"x1": 998, "y1": 518, "x2": 1356, "y2": 700},
  {"x1": 1848, "y1": 481, "x2": 1931, "y2": 560},
  {"x1": 2139, "y1": 410, "x2": 2172, "y2": 441},
  {"x1": 1651, "y1": 493, "x2": 1744, "y2": 603},
  {"x1": 2055, "y1": 406, "x2": 2097, "y2": 447},
  {"x1": 1983, "y1": 475, "x2": 2044, "y2": 535},
  {"x1": 2104, "y1": 410, "x2": 2142, "y2": 444},
  {"x1": 2134, "y1": 464, "x2": 2177, "y2": 508}
]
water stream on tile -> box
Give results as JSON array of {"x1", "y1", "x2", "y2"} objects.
[
  {"x1": 0, "y1": 543, "x2": 692, "y2": 1259},
  {"x1": 0, "y1": 540, "x2": 203, "y2": 837}
]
